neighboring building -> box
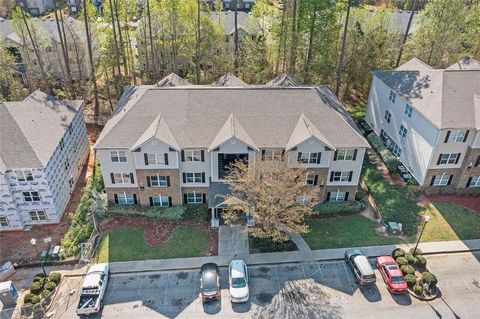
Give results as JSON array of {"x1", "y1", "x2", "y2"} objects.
[
  {"x1": 0, "y1": 91, "x2": 89, "y2": 231},
  {"x1": 16, "y1": 0, "x2": 54, "y2": 16},
  {"x1": 204, "y1": 0, "x2": 256, "y2": 11},
  {"x1": 66, "y1": 0, "x2": 82, "y2": 14},
  {"x1": 365, "y1": 57, "x2": 480, "y2": 194},
  {"x1": 94, "y1": 73, "x2": 369, "y2": 227},
  {"x1": 0, "y1": 17, "x2": 89, "y2": 81}
]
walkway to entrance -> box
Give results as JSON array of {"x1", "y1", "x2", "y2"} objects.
[{"x1": 218, "y1": 226, "x2": 249, "y2": 257}]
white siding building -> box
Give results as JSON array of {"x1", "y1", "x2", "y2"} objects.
[
  {"x1": 0, "y1": 91, "x2": 89, "y2": 231},
  {"x1": 365, "y1": 57, "x2": 480, "y2": 194}
]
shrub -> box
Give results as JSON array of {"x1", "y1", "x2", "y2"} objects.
[
  {"x1": 24, "y1": 293, "x2": 35, "y2": 304},
  {"x1": 29, "y1": 282, "x2": 43, "y2": 295},
  {"x1": 412, "y1": 283, "x2": 423, "y2": 295},
  {"x1": 30, "y1": 295, "x2": 41, "y2": 304},
  {"x1": 395, "y1": 256, "x2": 408, "y2": 266},
  {"x1": 158, "y1": 206, "x2": 186, "y2": 221},
  {"x1": 421, "y1": 272, "x2": 438, "y2": 287},
  {"x1": 405, "y1": 252, "x2": 417, "y2": 265},
  {"x1": 400, "y1": 264, "x2": 415, "y2": 275},
  {"x1": 355, "y1": 191, "x2": 367, "y2": 202},
  {"x1": 44, "y1": 281, "x2": 57, "y2": 292},
  {"x1": 48, "y1": 272, "x2": 62, "y2": 285},
  {"x1": 252, "y1": 237, "x2": 297, "y2": 253},
  {"x1": 392, "y1": 248, "x2": 406, "y2": 259},
  {"x1": 312, "y1": 201, "x2": 365, "y2": 216},
  {"x1": 33, "y1": 277, "x2": 45, "y2": 287},
  {"x1": 407, "y1": 178, "x2": 419, "y2": 186},
  {"x1": 33, "y1": 273, "x2": 46, "y2": 280},
  {"x1": 184, "y1": 204, "x2": 207, "y2": 221},
  {"x1": 416, "y1": 255, "x2": 427, "y2": 268},
  {"x1": 409, "y1": 247, "x2": 423, "y2": 255},
  {"x1": 41, "y1": 290, "x2": 51, "y2": 299},
  {"x1": 367, "y1": 133, "x2": 403, "y2": 174},
  {"x1": 404, "y1": 274, "x2": 417, "y2": 288}
]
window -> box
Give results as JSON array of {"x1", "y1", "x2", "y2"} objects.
[
  {"x1": 306, "y1": 174, "x2": 317, "y2": 186},
  {"x1": 59, "y1": 138, "x2": 65, "y2": 151},
  {"x1": 392, "y1": 144, "x2": 402, "y2": 157},
  {"x1": 64, "y1": 158, "x2": 70, "y2": 171},
  {"x1": 329, "y1": 191, "x2": 347, "y2": 202},
  {"x1": 295, "y1": 195, "x2": 311, "y2": 205},
  {"x1": 438, "y1": 153, "x2": 459, "y2": 165},
  {"x1": 335, "y1": 149, "x2": 356, "y2": 161},
  {"x1": 389, "y1": 90, "x2": 396, "y2": 103},
  {"x1": 23, "y1": 191, "x2": 40, "y2": 202},
  {"x1": 405, "y1": 104, "x2": 413, "y2": 118},
  {"x1": 110, "y1": 150, "x2": 127, "y2": 162},
  {"x1": 0, "y1": 217, "x2": 8, "y2": 227},
  {"x1": 399, "y1": 125, "x2": 407, "y2": 138},
  {"x1": 263, "y1": 149, "x2": 283, "y2": 161},
  {"x1": 151, "y1": 195, "x2": 169, "y2": 207},
  {"x1": 117, "y1": 192, "x2": 135, "y2": 204},
  {"x1": 432, "y1": 174, "x2": 451, "y2": 186},
  {"x1": 149, "y1": 175, "x2": 168, "y2": 187},
  {"x1": 16, "y1": 169, "x2": 33, "y2": 181},
  {"x1": 30, "y1": 210, "x2": 47, "y2": 221},
  {"x1": 468, "y1": 176, "x2": 480, "y2": 188},
  {"x1": 73, "y1": 142, "x2": 78, "y2": 152},
  {"x1": 186, "y1": 192, "x2": 203, "y2": 204},
  {"x1": 184, "y1": 150, "x2": 202, "y2": 162},
  {"x1": 146, "y1": 153, "x2": 165, "y2": 165},
  {"x1": 384, "y1": 110, "x2": 392, "y2": 123},
  {"x1": 446, "y1": 130, "x2": 467, "y2": 143},
  {"x1": 184, "y1": 172, "x2": 203, "y2": 183},
  {"x1": 297, "y1": 152, "x2": 320, "y2": 164},
  {"x1": 330, "y1": 171, "x2": 352, "y2": 182},
  {"x1": 113, "y1": 173, "x2": 132, "y2": 184}
]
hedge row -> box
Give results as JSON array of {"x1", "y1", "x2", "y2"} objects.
[
  {"x1": 107, "y1": 203, "x2": 207, "y2": 222},
  {"x1": 251, "y1": 237, "x2": 297, "y2": 253},
  {"x1": 312, "y1": 201, "x2": 365, "y2": 216},
  {"x1": 24, "y1": 273, "x2": 61, "y2": 305},
  {"x1": 367, "y1": 133, "x2": 402, "y2": 174},
  {"x1": 60, "y1": 163, "x2": 104, "y2": 256}
]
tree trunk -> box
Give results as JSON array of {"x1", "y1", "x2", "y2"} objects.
[
  {"x1": 195, "y1": 0, "x2": 201, "y2": 84},
  {"x1": 395, "y1": 0, "x2": 417, "y2": 68},
  {"x1": 304, "y1": 1, "x2": 317, "y2": 79},
  {"x1": 113, "y1": 0, "x2": 128, "y2": 78},
  {"x1": 53, "y1": 6, "x2": 68, "y2": 80},
  {"x1": 83, "y1": 0, "x2": 100, "y2": 118},
  {"x1": 234, "y1": 0, "x2": 239, "y2": 72},
  {"x1": 142, "y1": 17, "x2": 150, "y2": 79},
  {"x1": 108, "y1": 0, "x2": 122, "y2": 79},
  {"x1": 21, "y1": 9, "x2": 51, "y2": 94},
  {"x1": 335, "y1": 1, "x2": 351, "y2": 96},
  {"x1": 275, "y1": 2, "x2": 288, "y2": 74},
  {"x1": 289, "y1": 0, "x2": 298, "y2": 73},
  {"x1": 146, "y1": 0, "x2": 156, "y2": 79}
]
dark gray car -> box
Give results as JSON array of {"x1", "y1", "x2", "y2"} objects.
[{"x1": 200, "y1": 263, "x2": 220, "y2": 302}]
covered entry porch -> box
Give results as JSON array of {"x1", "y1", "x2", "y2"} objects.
[{"x1": 209, "y1": 182, "x2": 253, "y2": 229}]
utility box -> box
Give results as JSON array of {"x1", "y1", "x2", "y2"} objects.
[{"x1": 0, "y1": 281, "x2": 18, "y2": 307}]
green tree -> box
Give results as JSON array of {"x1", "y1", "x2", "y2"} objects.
[{"x1": 464, "y1": 2, "x2": 480, "y2": 59}]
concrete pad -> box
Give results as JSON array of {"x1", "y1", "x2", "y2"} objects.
[{"x1": 218, "y1": 226, "x2": 249, "y2": 257}]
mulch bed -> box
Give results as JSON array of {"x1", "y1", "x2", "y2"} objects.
[
  {"x1": 419, "y1": 194, "x2": 480, "y2": 213},
  {"x1": 100, "y1": 217, "x2": 218, "y2": 256}
]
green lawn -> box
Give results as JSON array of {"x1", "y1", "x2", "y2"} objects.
[
  {"x1": 303, "y1": 215, "x2": 404, "y2": 250},
  {"x1": 362, "y1": 159, "x2": 421, "y2": 235},
  {"x1": 95, "y1": 226, "x2": 209, "y2": 262},
  {"x1": 420, "y1": 202, "x2": 480, "y2": 242}
]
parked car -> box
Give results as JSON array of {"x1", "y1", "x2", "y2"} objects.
[
  {"x1": 344, "y1": 249, "x2": 376, "y2": 285},
  {"x1": 200, "y1": 263, "x2": 220, "y2": 302},
  {"x1": 228, "y1": 260, "x2": 249, "y2": 303},
  {"x1": 76, "y1": 263, "x2": 109, "y2": 316},
  {"x1": 376, "y1": 256, "x2": 407, "y2": 294}
]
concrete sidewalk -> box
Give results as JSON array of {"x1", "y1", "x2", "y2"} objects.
[{"x1": 108, "y1": 239, "x2": 480, "y2": 274}]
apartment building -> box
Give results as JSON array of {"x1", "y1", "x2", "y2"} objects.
[
  {"x1": 16, "y1": 0, "x2": 54, "y2": 16},
  {"x1": 94, "y1": 74, "x2": 369, "y2": 227},
  {"x1": 0, "y1": 91, "x2": 89, "y2": 231},
  {"x1": 365, "y1": 57, "x2": 480, "y2": 194}
]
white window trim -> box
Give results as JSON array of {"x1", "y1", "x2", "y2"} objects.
[
  {"x1": 186, "y1": 191, "x2": 203, "y2": 204},
  {"x1": 30, "y1": 210, "x2": 47, "y2": 221},
  {"x1": 296, "y1": 195, "x2": 311, "y2": 205},
  {"x1": 110, "y1": 150, "x2": 127, "y2": 162},
  {"x1": 23, "y1": 191, "x2": 40, "y2": 202},
  {"x1": 263, "y1": 149, "x2": 283, "y2": 161},
  {"x1": 332, "y1": 171, "x2": 351, "y2": 182},
  {"x1": 185, "y1": 172, "x2": 203, "y2": 183},
  {"x1": 113, "y1": 173, "x2": 131, "y2": 184},
  {"x1": 399, "y1": 125, "x2": 407, "y2": 138},
  {"x1": 329, "y1": 190, "x2": 346, "y2": 202},
  {"x1": 298, "y1": 152, "x2": 318, "y2": 164},
  {"x1": 447, "y1": 130, "x2": 467, "y2": 143},
  {"x1": 0, "y1": 216, "x2": 8, "y2": 227},
  {"x1": 16, "y1": 169, "x2": 33, "y2": 181},
  {"x1": 389, "y1": 91, "x2": 396, "y2": 103},
  {"x1": 147, "y1": 153, "x2": 165, "y2": 165},
  {"x1": 185, "y1": 150, "x2": 202, "y2": 162},
  {"x1": 150, "y1": 175, "x2": 168, "y2": 187},
  {"x1": 433, "y1": 174, "x2": 450, "y2": 186},
  {"x1": 152, "y1": 194, "x2": 169, "y2": 207},
  {"x1": 469, "y1": 176, "x2": 480, "y2": 188},
  {"x1": 306, "y1": 174, "x2": 316, "y2": 186},
  {"x1": 118, "y1": 192, "x2": 135, "y2": 205},
  {"x1": 336, "y1": 149, "x2": 355, "y2": 161},
  {"x1": 405, "y1": 104, "x2": 413, "y2": 118},
  {"x1": 439, "y1": 153, "x2": 458, "y2": 165}
]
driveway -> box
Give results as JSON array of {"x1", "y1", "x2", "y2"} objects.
[
  {"x1": 54, "y1": 252, "x2": 480, "y2": 319},
  {"x1": 218, "y1": 226, "x2": 249, "y2": 257}
]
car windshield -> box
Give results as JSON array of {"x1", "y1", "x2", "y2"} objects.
[
  {"x1": 231, "y1": 277, "x2": 246, "y2": 288},
  {"x1": 391, "y1": 276, "x2": 405, "y2": 284},
  {"x1": 203, "y1": 277, "x2": 217, "y2": 292}
]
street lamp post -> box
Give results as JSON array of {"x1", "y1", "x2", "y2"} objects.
[
  {"x1": 413, "y1": 215, "x2": 430, "y2": 256},
  {"x1": 30, "y1": 238, "x2": 47, "y2": 277}
]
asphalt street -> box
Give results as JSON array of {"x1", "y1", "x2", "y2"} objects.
[{"x1": 54, "y1": 251, "x2": 480, "y2": 319}]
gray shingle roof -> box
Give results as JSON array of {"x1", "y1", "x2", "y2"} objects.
[
  {"x1": 212, "y1": 73, "x2": 248, "y2": 86},
  {"x1": 94, "y1": 85, "x2": 368, "y2": 150},
  {"x1": 266, "y1": 74, "x2": 301, "y2": 87},
  {"x1": 0, "y1": 91, "x2": 82, "y2": 171},
  {"x1": 447, "y1": 57, "x2": 480, "y2": 70},
  {"x1": 374, "y1": 59, "x2": 480, "y2": 129},
  {"x1": 157, "y1": 73, "x2": 191, "y2": 87}
]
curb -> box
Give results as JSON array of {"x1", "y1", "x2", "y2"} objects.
[{"x1": 408, "y1": 287, "x2": 439, "y2": 301}]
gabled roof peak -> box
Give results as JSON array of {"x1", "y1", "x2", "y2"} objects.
[
  {"x1": 130, "y1": 113, "x2": 179, "y2": 151},
  {"x1": 209, "y1": 114, "x2": 257, "y2": 151},
  {"x1": 157, "y1": 73, "x2": 191, "y2": 87},
  {"x1": 447, "y1": 57, "x2": 480, "y2": 70},
  {"x1": 212, "y1": 73, "x2": 248, "y2": 87},
  {"x1": 396, "y1": 57, "x2": 432, "y2": 71},
  {"x1": 266, "y1": 73, "x2": 301, "y2": 87},
  {"x1": 286, "y1": 113, "x2": 334, "y2": 150}
]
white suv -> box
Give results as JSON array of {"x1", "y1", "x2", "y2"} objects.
[{"x1": 228, "y1": 260, "x2": 249, "y2": 303}]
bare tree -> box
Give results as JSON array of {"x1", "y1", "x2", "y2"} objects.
[
  {"x1": 223, "y1": 159, "x2": 318, "y2": 242},
  {"x1": 83, "y1": 0, "x2": 100, "y2": 117},
  {"x1": 335, "y1": 0, "x2": 354, "y2": 96},
  {"x1": 395, "y1": 0, "x2": 418, "y2": 68}
]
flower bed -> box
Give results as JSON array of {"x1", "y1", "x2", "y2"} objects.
[
  {"x1": 22, "y1": 272, "x2": 62, "y2": 316},
  {"x1": 392, "y1": 248, "x2": 438, "y2": 299}
]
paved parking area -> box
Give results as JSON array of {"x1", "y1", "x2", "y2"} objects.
[{"x1": 57, "y1": 252, "x2": 480, "y2": 319}]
